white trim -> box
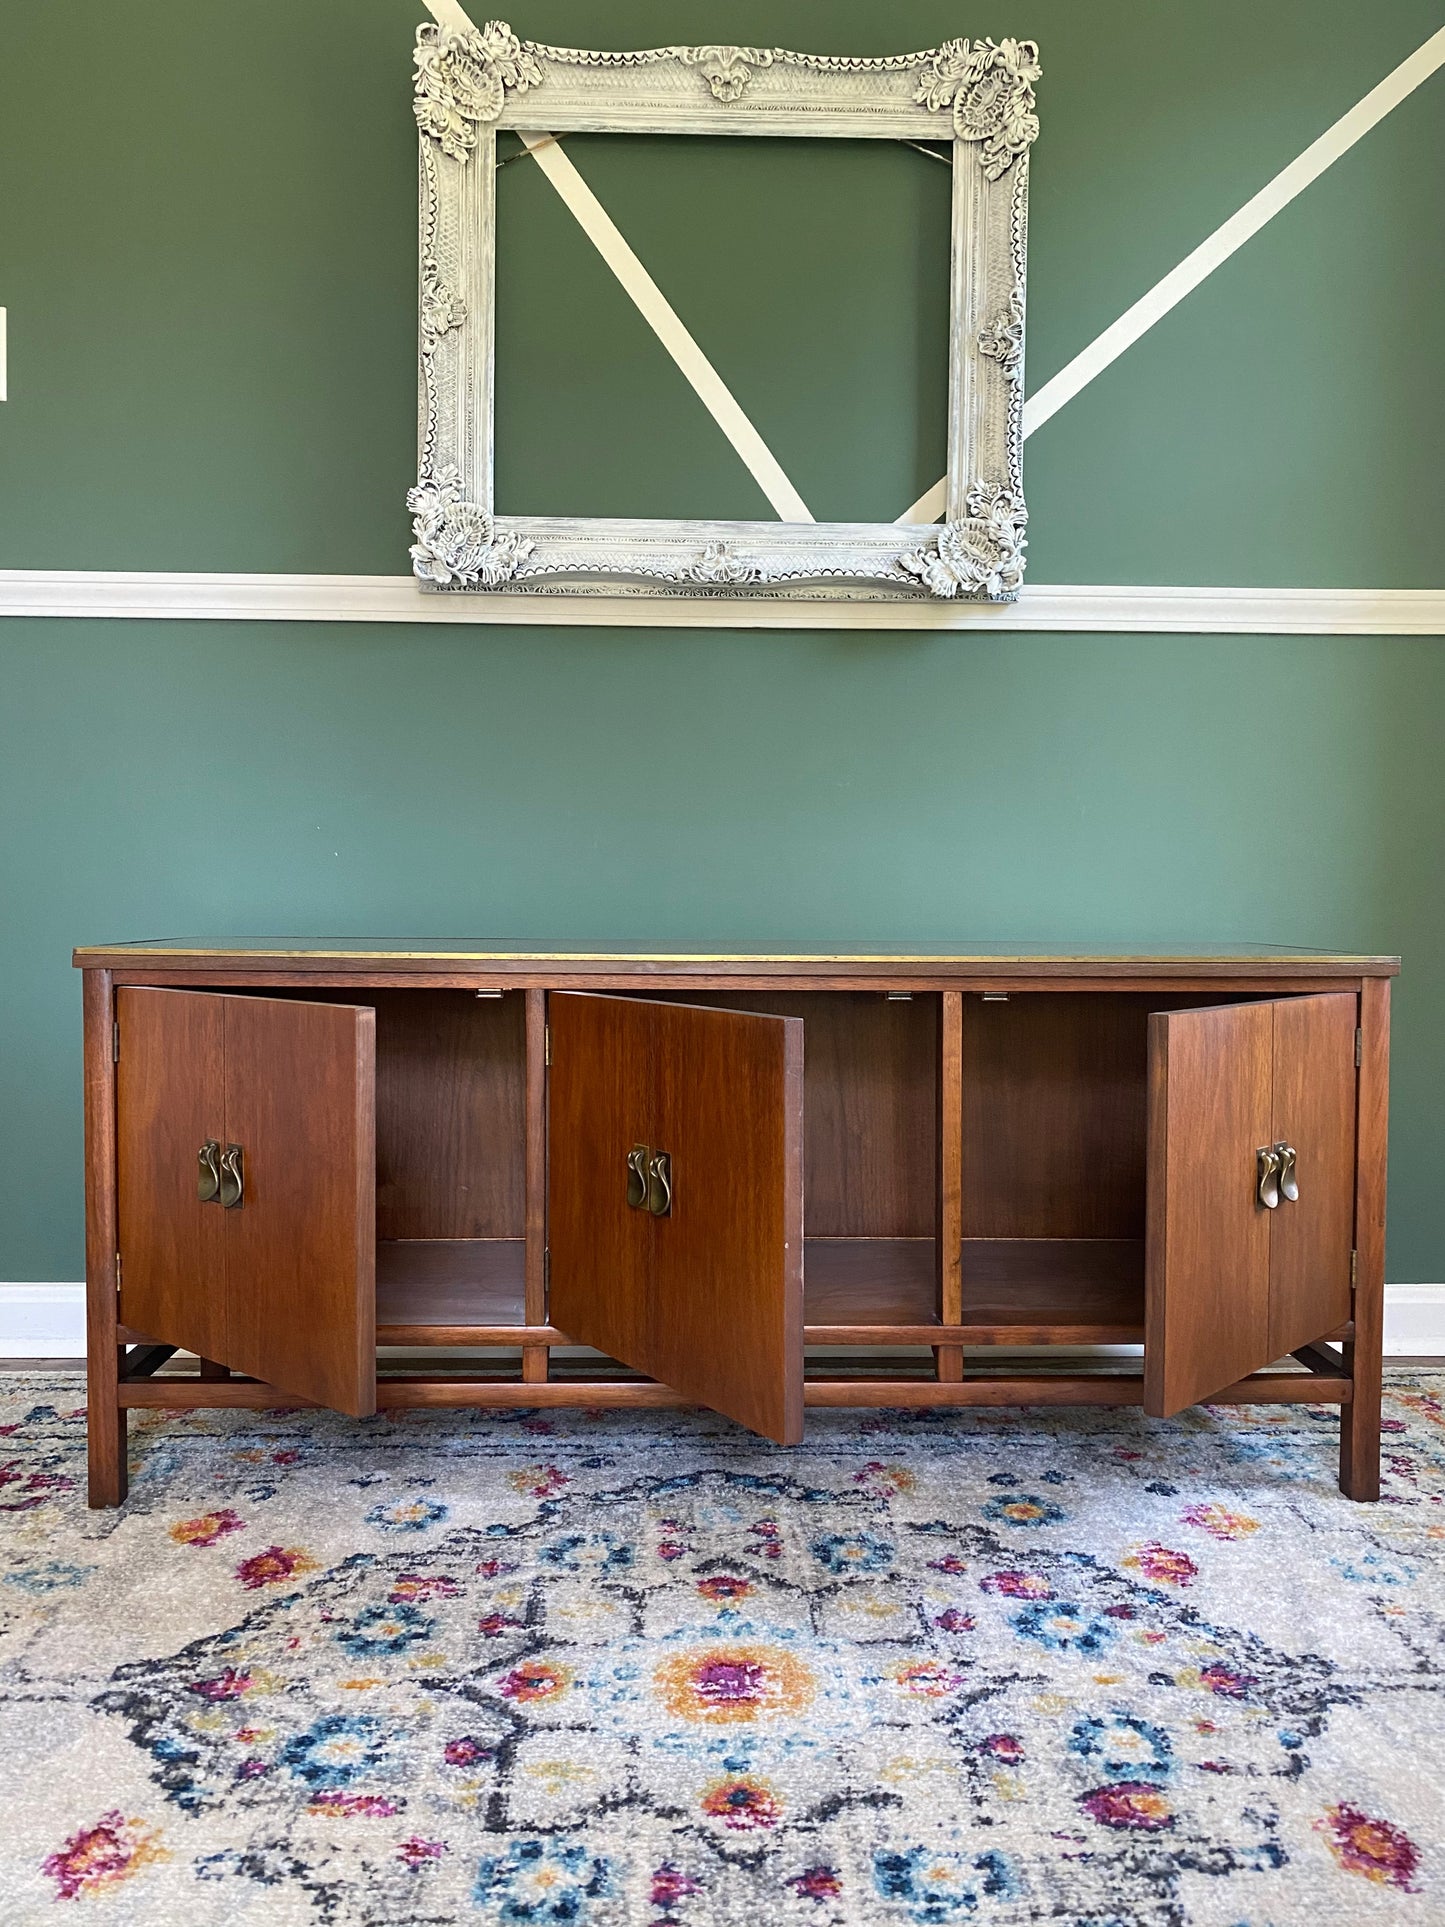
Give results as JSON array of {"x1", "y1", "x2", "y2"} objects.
[
  {"x1": 515, "y1": 133, "x2": 815, "y2": 525},
  {"x1": 1, "y1": 572, "x2": 1442, "y2": 632},
  {"x1": 2, "y1": 1283, "x2": 1441, "y2": 1358},
  {"x1": 899, "y1": 22, "x2": 1445, "y2": 526},
  {"x1": 1383, "y1": 1285, "x2": 1445, "y2": 1357},
  {"x1": 0, "y1": 1285, "x2": 85, "y2": 1357}
]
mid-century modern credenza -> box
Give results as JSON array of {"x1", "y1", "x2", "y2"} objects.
[{"x1": 73, "y1": 942, "x2": 1396, "y2": 1506}]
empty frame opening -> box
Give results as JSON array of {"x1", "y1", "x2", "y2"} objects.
[{"x1": 492, "y1": 133, "x2": 951, "y2": 525}]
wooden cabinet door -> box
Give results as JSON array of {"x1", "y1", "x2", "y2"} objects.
[
  {"x1": 116, "y1": 989, "x2": 376, "y2": 1416},
  {"x1": 117, "y1": 989, "x2": 229, "y2": 1366},
  {"x1": 547, "y1": 993, "x2": 805, "y2": 1443},
  {"x1": 1145, "y1": 993, "x2": 1356, "y2": 1416}
]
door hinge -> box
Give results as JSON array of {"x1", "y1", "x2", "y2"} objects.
[
  {"x1": 114, "y1": 1251, "x2": 122, "y2": 1300},
  {"x1": 1350, "y1": 1248, "x2": 1357, "y2": 1294},
  {"x1": 543, "y1": 1247, "x2": 550, "y2": 1287},
  {"x1": 1355, "y1": 1027, "x2": 1363, "y2": 1068},
  {"x1": 544, "y1": 1024, "x2": 551, "y2": 1067},
  {"x1": 113, "y1": 1019, "x2": 120, "y2": 1063}
]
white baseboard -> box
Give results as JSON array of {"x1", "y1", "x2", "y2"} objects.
[
  {"x1": 0, "y1": 1284, "x2": 86, "y2": 1355},
  {"x1": 2, "y1": 1282, "x2": 1442, "y2": 1360},
  {"x1": 1, "y1": 572, "x2": 1444, "y2": 634}
]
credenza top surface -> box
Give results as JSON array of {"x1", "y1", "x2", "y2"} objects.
[{"x1": 73, "y1": 938, "x2": 1400, "y2": 981}]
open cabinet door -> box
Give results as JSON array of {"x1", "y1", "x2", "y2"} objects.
[
  {"x1": 116, "y1": 989, "x2": 376, "y2": 1416},
  {"x1": 548, "y1": 992, "x2": 805, "y2": 1443},
  {"x1": 1145, "y1": 994, "x2": 1357, "y2": 1416}
]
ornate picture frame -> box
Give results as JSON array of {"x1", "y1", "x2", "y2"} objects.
[{"x1": 411, "y1": 22, "x2": 1039, "y2": 602}]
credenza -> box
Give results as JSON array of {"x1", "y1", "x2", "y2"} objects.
[{"x1": 73, "y1": 941, "x2": 1396, "y2": 1506}]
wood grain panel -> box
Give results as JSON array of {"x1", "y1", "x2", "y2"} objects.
[
  {"x1": 376, "y1": 1239, "x2": 525, "y2": 1327},
  {"x1": 371, "y1": 990, "x2": 525, "y2": 1240},
  {"x1": 548, "y1": 993, "x2": 804, "y2": 1443},
  {"x1": 622, "y1": 991, "x2": 935, "y2": 1236},
  {"x1": 116, "y1": 988, "x2": 229, "y2": 1366},
  {"x1": 222, "y1": 996, "x2": 376, "y2": 1417},
  {"x1": 547, "y1": 994, "x2": 656, "y2": 1375},
  {"x1": 652, "y1": 999, "x2": 804, "y2": 1441},
  {"x1": 1268, "y1": 993, "x2": 1357, "y2": 1359},
  {"x1": 962, "y1": 994, "x2": 1153, "y2": 1238},
  {"x1": 1145, "y1": 1002, "x2": 1273, "y2": 1417}
]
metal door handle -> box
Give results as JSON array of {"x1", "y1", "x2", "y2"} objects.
[
  {"x1": 1276, "y1": 1142, "x2": 1298, "y2": 1203},
  {"x1": 197, "y1": 1139, "x2": 222, "y2": 1204},
  {"x1": 647, "y1": 1150, "x2": 673, "y2": 1218},
  {"x1": 218, "y1": 1143, "x2": 245, "y2": 1210},
  {"x1": 626, "y1": 1145, "x2": 650, "y2": 1211},
  {"x1": 1256, "y1": 1144, "x2": 1281, "y2": 1210}
]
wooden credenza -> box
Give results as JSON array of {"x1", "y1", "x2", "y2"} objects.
[{"x1": 74, "y1": 941, "x2": 1396, "y2": 1506}]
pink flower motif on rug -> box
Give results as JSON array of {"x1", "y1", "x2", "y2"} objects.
[
  {"x1": 1123, "y1": 1543, "x2": 1198, "y2": 1587},
  {"x1": 398, "y1": 1835, "x2": 447, "y2": 1867},
  {"x1": 43, "y1": 1810, "x2": 167, "y2": 1898},
  {"x1": 235, "y1": 1545, "x2": 318, "y2": 1589},
  {"x1": 1317, "y1": 1803, "x2": 1420, "y2": 1889},
  {"x1": 1179, "y1": 1502, "x2": 1260, "y2": 1541},
  {"x1": 1080, "y1": 1783, "x2": 1174, "y2": 1831}
]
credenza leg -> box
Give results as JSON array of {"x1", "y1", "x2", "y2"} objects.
[
  {"x1": 1339, "y1": 1344, "x2": 1381, "y2": 1503},
  {"x1": 1340, "y1": 977, "x2": 1389, "y2": 1502},
  {"x1": 88, "y1": 1346, "x2": 128, "y2": 1508}
]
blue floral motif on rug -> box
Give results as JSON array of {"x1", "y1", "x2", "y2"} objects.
[{"x1": 0, "y1": 1375, "x2": 1442, "y2": 1923}]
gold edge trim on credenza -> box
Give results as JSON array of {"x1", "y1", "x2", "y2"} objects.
[{"x1": 72, "y1": 946, "x2": 1402, "y2": 967}]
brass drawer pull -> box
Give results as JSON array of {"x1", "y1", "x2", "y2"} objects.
[
  {"x1": 197, "y1": 1139, "x2": 222, "y2": 1204},
  {"x1": 218, "y1": 1143, "x2": 245, "y2": 1210},
  {"x1": 1277, "y1": 1142, "x2": 1299, "y2": 1203},
  {"x1": 1256, "y1": 1144, "x2": 1281, "y2": 1210},
  {"x1": 647, "y1": 1150, "x2": 673, "y2": 1219},
  {"x1": 626, "y1": 1145, "x2": 650, "y2": 1211}
]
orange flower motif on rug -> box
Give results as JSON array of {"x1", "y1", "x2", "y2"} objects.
[{"x1": 655, "y1": 1645, "x2": 816, "y2": 1725}]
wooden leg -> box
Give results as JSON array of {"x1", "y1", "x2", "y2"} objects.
[
  {"x1": 1341, "y1": 977, "x2": 1389, "y2": 1501},
  {"x1": 87, "y1": 1344, "x2": 128, "y2": 1508},
  {"x1": 83, "y1": 969, "x2": 128, "y2": 1507}
]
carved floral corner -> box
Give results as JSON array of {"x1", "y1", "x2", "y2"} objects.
[
  {"x1": 414, "y1": 19, "x2": 543, "y2": 162},
  {"x1": 915, "y1": 37, "x2": 1040, "y2": 178},
  {"x1": 408, "y1": 469, "x2": 533, "y2": 587},
  {"x1": 898, "y1": 485, "x2": 1027, "y2": 601},
  {"x1": 681, "y1": 45, "x2": 775, "y2": 103}
]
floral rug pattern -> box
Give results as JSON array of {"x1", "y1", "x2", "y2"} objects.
[{"x1": 1, "y1": 1372, "x2": 1443, "y2": 1924}]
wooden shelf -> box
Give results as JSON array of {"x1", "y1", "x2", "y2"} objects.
[
  {"x1": 376, "y1": 1235, "x2": 1143, "y2": 1349},
  {"x1": 376, "y1": 1240, "x2": 539, "y2": 1342},
  {"x1": 801, "y1": 1236, "x2": 1143, "y2": 1345}
]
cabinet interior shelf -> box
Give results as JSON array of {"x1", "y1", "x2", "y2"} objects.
[{"x1": 374, "y1": 1235, "x2": 1146, "y2": 1347}]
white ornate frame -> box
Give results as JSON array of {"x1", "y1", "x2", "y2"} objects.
[{"x1": 410, "y1": 23, "x2": 1039, "y2": 601}]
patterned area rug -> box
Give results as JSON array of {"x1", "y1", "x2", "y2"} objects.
[{"x1": 1, "y1": 1373, "x2": 1442, "y2": 1925}]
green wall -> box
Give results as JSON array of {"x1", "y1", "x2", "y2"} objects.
[{"x1": 1, "y1": 1, "x2": 1442, "y2": 1280}]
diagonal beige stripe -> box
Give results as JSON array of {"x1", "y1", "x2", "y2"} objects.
[
  {"x1": 422, "y1": 0, "x2": 813, "y2": 522},
  {"x1": 899, "y1": 23, "x2": 1445, "y2": 526}
]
